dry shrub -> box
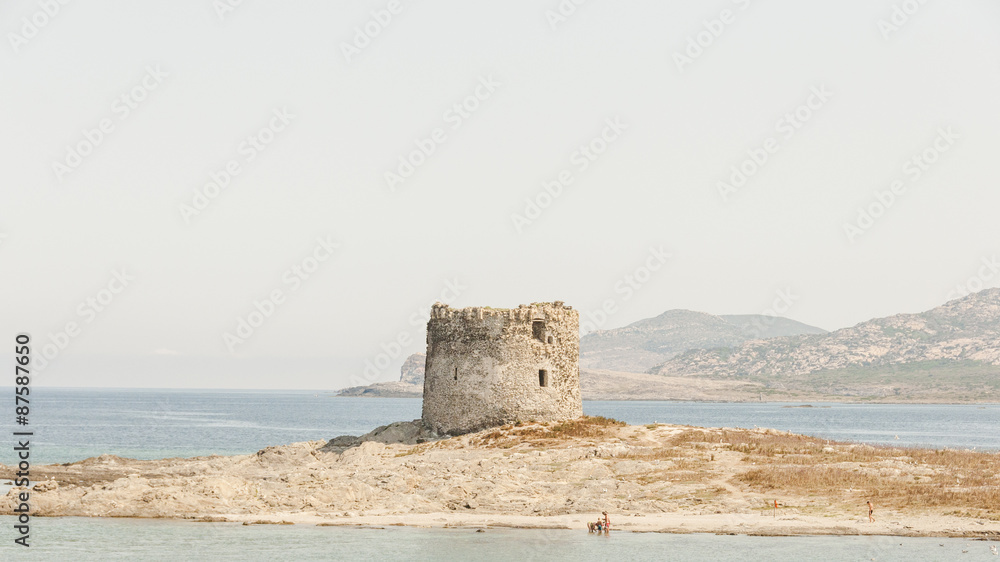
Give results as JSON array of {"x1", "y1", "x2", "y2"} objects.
[
  {"x1": 738, "y1": 465, "x2": 1000, "y2": 516},
  {"x1": 668, "y1": 429, "x2": 713, "y2": 447},
  {"x1": 725, "y1": 427, "x2": 1000, "y2": 517},
  {"x1": 839, "y1": 446, "x2": 1000, "y2": 471},
  {"x1": 621, "y1": 448, "x2": 685, "y2": 461},
  {"x1": 721, "y1": 430, "x2": 827, "y2": 458},
  {"x1": 740, "y1": 466, "x2": 862, "y2": 490},
  {"x1": 548, "y1": 416, "x2": 625, "y2": 437},
  {"x1": 724, "y1": 428, "x2": 1000, "y2": 470},
  {"x1": 469, "y1": 416, "x2": 625, "y2": 448},
  {"x1": 629, "y1": 462, "x2": 711, "y2": 486}
]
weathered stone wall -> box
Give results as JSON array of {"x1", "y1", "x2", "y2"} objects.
[{"x1": 421, "y1": 302, "x2": 582, "y2": 435}]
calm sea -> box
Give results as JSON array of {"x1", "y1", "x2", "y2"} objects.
[
  {"x1": 2, "y1": 389, "x2": 998, "y2": 560},
  {"x1": 1, "y1": 388, "x2": 997, "y2": 465}
]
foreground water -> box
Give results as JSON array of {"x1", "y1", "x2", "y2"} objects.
[
  {"x1": 3, "y1": 388, "x2": 998, "y2": 464},
  {"x1": 0, "y1": 517, "x2": 996, "y2": 561}
]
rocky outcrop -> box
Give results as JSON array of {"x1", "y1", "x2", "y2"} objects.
[
  {"x1": 337, "y1": 354, "x2": 426, "y2": 397},
  {"x1": 398, "y1": 353, "x2": 426, "y2": 385},
  {"x1": 336, "y1": 381, "x2": 422, "y2": 398},
  {"x1": 319, "y1": 419, "x2": 447, "y2": 453}
]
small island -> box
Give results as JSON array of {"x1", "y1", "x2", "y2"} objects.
[
  {"x1": 3, "y1": 302, "x2": 998, "y2": 539},
  {"x1": 3, "y1": 418, "x2": 999, "y2": 538}
]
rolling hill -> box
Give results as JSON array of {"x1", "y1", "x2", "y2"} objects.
[
  {"x1": 650, "y1": 289, "x2": 1000, "y2": 401},
  {"x1": 579, "y1": 310, "x2": 826, "y2": 372}
]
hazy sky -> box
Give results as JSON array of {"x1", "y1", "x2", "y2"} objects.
[{"x1": 2, "y1": 0, "x2": 998, "y2": 389}]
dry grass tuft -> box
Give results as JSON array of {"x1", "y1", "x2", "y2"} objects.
[
  {"x1": 668, "y1": 429, "x2": 713, "y2": 447},
  {"x1": 469, "y1": 416, "x2": 625, "y2": 448},
  {"x1": 720, "y1": 430, "x2": 827, "y2": 458},
  {"x1": 738, "y1": 465, "x2": 1000, "y2": 517},
  {"x1": 726, "y1": 428, "x2": 1000, "y2": 518}
]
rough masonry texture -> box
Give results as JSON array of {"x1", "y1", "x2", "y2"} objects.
[{"x1": 421, "y1": 302, "x2": 583, "y2": 435}]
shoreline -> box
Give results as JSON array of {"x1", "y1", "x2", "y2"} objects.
[
  {"x1": 214, "y1": 512, "x2": 1000, "y2": 539},
  {"x1": 14, "y1": 512, "x2": 1000, "y2": 540}
]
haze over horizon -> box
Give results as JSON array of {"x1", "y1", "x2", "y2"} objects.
[{"x1": 2, "y1": 1, "x2": 998, "y2": 389}]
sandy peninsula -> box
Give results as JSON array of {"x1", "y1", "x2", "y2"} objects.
[{"x1": 3, "y1": 418, "x2": 999, "y2": 539}]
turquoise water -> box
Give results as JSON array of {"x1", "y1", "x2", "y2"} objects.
[
  {"x1": 3, "y1": 389, "x2": 999, "y2": 464},
  {"x1": 0, "y1": 517, "x2": 995, "y2": 561}
]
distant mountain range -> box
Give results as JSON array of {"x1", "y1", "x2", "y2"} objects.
[
  {"x1": 338, "y1": 290, "x2": 1000, "y2": 402},
  {"x1": 650, "y1": 289, "x2": 1000, "y2": 400},
  {"x1": 579, "y1": 310, "x2": 826, "y2": 372}
]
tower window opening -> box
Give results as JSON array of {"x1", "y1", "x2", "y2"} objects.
[
  {"x1": 538, "y1": 369, "x2": 549, "y2": 387},
  {"x1": 547, "y1": 335, "x2": 554, "y2": 344},
  {"x1": 532, "y1": 320, "x2": 546, "y2": 342},
  {"x1": 454, "y1": 367, "x2": 458, "y2": 381}
]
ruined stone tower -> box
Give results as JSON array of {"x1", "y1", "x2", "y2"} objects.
[{"x1": 421, "y1": 302, "x2": 583, "y2": 435}]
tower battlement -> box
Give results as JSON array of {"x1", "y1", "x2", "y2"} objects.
[
  {"x1": 421, "y1": 302, "x2": 582, "y2": 435},
  {"x1": 429, "y1": 301, "x2": 573, "y2": 321}
]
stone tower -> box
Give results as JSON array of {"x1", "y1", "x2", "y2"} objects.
[{"x1": 421, "y1": 302, "x2": 582, "y2": 435}]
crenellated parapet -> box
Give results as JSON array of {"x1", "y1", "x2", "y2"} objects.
[{"x1": 429, "y1": 301, "x2": 573, "y2": 320}]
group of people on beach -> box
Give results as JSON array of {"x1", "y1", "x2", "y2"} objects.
[{"x1": 587, "y1": 511, "x2": 611, "y2": 533}]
